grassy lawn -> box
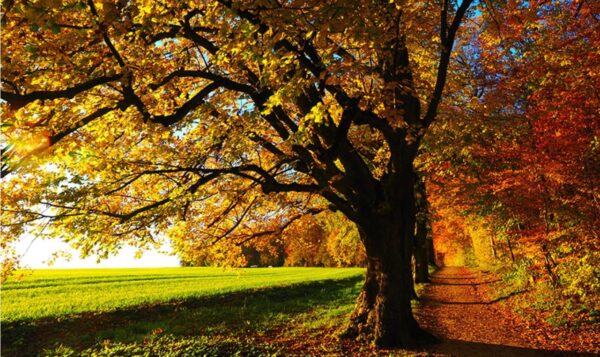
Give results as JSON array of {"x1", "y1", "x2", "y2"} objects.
[
  {"x1": 2, "y1": 267, "x2": 364, "y2": 323},
  {"x1": 2, "y1": 267, "x2": 376, "y2": 356}
]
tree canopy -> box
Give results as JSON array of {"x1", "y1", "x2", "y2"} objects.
[
  {"x1": 4, "y1": 0, "x2": 597, "y2": 350},
  {"x1": 2, "y1": 0, "x2": 467, "y2": 261},
  {"x1": 2, "y1": 0, "x2": 477, "y2": 347},
  {"x1": 419, "y1": 0, "x2": 599, "y2": 327}
]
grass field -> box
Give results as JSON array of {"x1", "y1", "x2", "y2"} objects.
[
  {"x1": 2, "y1": 267, "x2": 364, "y2": 323},
  {"x1": 3, "y1": 267, "x2": 372, "y2": 356}
]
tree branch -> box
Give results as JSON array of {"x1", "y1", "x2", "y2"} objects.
[
  {"x1": 423, "y1": 0, "x2": 473, "y2": 127},
  {"x1": 0, "y1": 74, "x2": 122, "y2": 109},
  {"x1": 234, "y1": 207, "x2": 325, "y2": 246}
]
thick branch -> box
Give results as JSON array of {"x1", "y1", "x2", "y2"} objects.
[
  {"x1": 151, "y1": 82, "x2": 221, "y2": 126},
  {"x1": 423, "y1": 0, "x2": 473, "y2": 127},
  {"x1": 0, "y1": 74, "x2": 122, "y2": 109}
]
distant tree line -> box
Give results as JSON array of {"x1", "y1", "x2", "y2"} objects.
[{"x1": 178, "y1": 211, "x2": 366, "y2": 268}]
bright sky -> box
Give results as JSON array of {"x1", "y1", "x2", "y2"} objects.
[{"x1": 16, "y1": 235, "x2": 180, "y2": 269}]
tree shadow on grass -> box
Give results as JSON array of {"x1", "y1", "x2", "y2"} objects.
[
  {"x1": 6, "y1": 274, "x2": 591, "y2": 357},
  {"x1": 2, "y1": 275, "x2": 364, "y2": 357}
]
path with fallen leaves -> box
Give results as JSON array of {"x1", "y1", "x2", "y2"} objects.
[{"x1": 416, "y1": 267, "x2": 595, "y2": 357}]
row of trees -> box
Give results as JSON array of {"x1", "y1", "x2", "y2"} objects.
[
  {"x1": 177, "y1": 211, "x2": 366, "y2": 268},
  {"x1": 421, "y1": 0, "x2": 599, "y2": 321},
  {"x1": 2, "y1": 0, "x2": 597, "y2": 348}
]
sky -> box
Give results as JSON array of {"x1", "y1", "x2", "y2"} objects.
[{"x1": 16, "y1": 235, "x2": 180, "y2": 269}]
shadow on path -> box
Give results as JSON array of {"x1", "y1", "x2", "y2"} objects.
[
  {"x1": 429, "y1": 339, "x2": 596, "y2": 357},
  {"x1": 417, "y1": 266, "x2": 593, "y2": 357},
  {"x1": 429, "y1": 280, "x2": 500, "y2": 286}
]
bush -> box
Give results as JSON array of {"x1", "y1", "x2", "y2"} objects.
[
  {"x1": 501, "y1": 252, "x2": 600, "y2": 327},
  {"x1": 501, "y1": 258, "x2": 533, "y2": 291}
]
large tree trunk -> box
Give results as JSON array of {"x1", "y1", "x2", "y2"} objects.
[
  {"x1": 343, "y1": 196, "x2": 437, "y2": 347},
  {"x1": 409, "y1": 255, "x2": 419, "y2": 300},
  {"x1": 427, "y1": 237, "x2": 437, "y2": 267},
  {"x1": 413, "y1": 173, "x2": 431, "y2": 283},
  {"x1": 414, "y1": 218, "x2": 430, "y2": 283}
]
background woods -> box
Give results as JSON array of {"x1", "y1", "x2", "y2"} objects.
[{"x1": 420, "y1": 0, "x2": 599, "y2": 329}]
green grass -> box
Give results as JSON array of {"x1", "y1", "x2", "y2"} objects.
[
  {"x1": 42, "y1": 335, "x2": 283, "y2": 357},
  {"x1": 2, "y1": 268, "x2": 368, "y2": 357},
  {"x1": 2, "y1": 267, "x2": 364, "y2": 323}
]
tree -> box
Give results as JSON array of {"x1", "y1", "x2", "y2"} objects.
[
  {"x1": 413, "y1": 172, "x2": 432, "y2": 282},
  {"x1": 418, "y1": 0, "x2": 599, "y2": 322},
  {"x1": 283, "y1": 214, "x2": 329, "y2": 267},
  {"x1": 321, "y1": 210, "x2": 366, "y2": 267},
  {"x1": 1, "y1": 0, "x2": 473, "y2": 347}
]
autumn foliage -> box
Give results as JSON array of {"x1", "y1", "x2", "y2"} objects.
[
  {"x1": 1, "y1": 0, "x2": 598, "y2": 348},
  {"x1": 421, "y1": 0, "x2": 599, "y2": 326},
  {"x1": 176, "y1": 211, "x2": 365, "y2": 268}
]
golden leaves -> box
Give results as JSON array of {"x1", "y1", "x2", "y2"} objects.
[
  {"x1": 304, "y1": 102, "x2": 326, "y2": 125},
  {"x1": 0, "y1": 0, "x2": 477, "y2": 274}
]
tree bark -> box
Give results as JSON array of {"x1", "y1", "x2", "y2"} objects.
[
  {"x1": 506, "y1": 235, "x2": 515, "y2": 263},
  {"x1": 413, "y1": 173, "x2": 431, "y2": 283},
  {"x1": 490, "y1": 230, "x2": 497, "y2": 259},
  {"x1": 427, "y1": 237, "x2": 437, "y2": 267},
  {"x1": 414, "y1": 218, "x2": 431, "y2": 283},
  {"x1": 542, "y1": 244, "x2": 559, "y2": 286},
  {"x1": 409, "y1": 255, "x2": 419, "y2": 300},
  {"x1": 343, "y1": 194, "x2": 437, "y2": 347}
]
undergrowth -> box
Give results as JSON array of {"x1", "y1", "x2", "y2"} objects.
[{"x1": 496, "y1": 252, "x2": 599, "y2": 328}]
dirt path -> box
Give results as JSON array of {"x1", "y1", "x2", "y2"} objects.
[{"x1": 416, "y1": 266, "x2": 592, "y2": 357}]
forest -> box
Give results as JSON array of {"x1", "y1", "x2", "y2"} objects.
[{"x1": 1, "y1": 0, "x2": 598, "y2": 354}]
